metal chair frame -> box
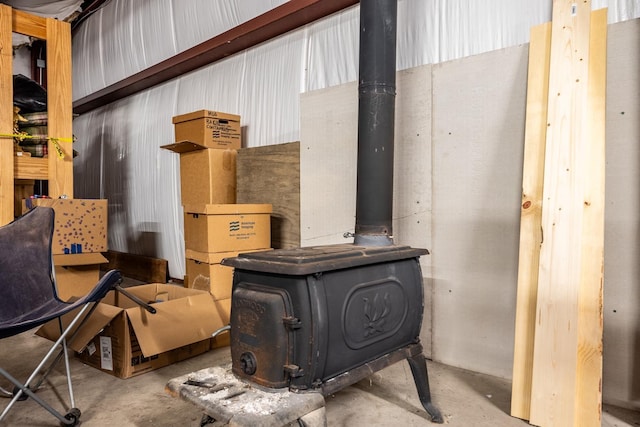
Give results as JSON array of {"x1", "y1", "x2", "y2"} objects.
[{"x1": 0, "y1": 207, "x2": 123, "y2": 426}]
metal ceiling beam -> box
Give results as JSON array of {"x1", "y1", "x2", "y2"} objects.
[{"x1": 73, "y1": 0, "x2": 359, "y2": 115}]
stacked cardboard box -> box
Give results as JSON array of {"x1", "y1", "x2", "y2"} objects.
[
  {"x1": 162, "y1": 110, "x2": 272, "y2": 336},
  {"x1": 183, "y1": 203, "x2": 272, "y2": 299},
  {"x1": 22, "y1": 198, "x2": 109, "y2": 301}
]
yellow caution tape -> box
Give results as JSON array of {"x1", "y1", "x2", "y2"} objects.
[{"x1": 0, "y1": 133, "x2": 74, "y2": 160}]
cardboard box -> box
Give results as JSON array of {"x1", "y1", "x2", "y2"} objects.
[
  {"x1": 160, "y1": 147, "x2": 237, "y2": 206},
  {"x1": 37, "y1": 284, "x2": 225, "y2": 379},
  {"x1": 171, "y1": 110, "x2": 241, "y2": 150},
  {"x1": 22, "y1": 198, "x2": 108, "y2": 254},
  {"x1": 183, "y1": 204, "x2": 272, "y2": 253},
  {"x1": 54, "y1": 253, "x2": 108, "y2": 301},
  {"x1": 185, "y1": 249, "x2": 270, "y2": 300}
]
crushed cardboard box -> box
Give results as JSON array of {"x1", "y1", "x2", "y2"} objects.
[{"x1": 37, "y1": 283, "x2": 225, "y2": 379}]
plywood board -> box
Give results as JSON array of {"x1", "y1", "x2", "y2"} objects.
[
  {"x1": 510, "y1": 22, "x2": 551, "y2": 421},
  {"x1": 236, "y1": 141, "x2": 301, "y2": 249}
]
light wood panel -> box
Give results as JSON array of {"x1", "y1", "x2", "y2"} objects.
[
  {"x1": 510, "y1": 21, "x2": 551, "y2": 421},
  {"x1": 529, "y1": 1, "x2": 605, "y2": 425},
  {"x1": 0, "y1": 5, "x2": 13, "y2": 225},
  {"x1": 575, "y1": 8, "x2": 606, "y2": 425}
]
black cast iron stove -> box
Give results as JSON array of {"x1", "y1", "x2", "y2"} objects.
[{"x1": 222, "y1": 0, "x2": 442, "y2": 423}]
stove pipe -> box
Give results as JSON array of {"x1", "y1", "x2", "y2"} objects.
[{"x1": 354, "y1": 0, "x2": 397, "y2": 247}]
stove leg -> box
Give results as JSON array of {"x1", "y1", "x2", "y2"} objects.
[{"x1": 407, "y1": 353, "x2": 444, "y2": 424}]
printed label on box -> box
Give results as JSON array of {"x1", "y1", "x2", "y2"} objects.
[
  {"x1": 86, "y1": 341, "x2": 97, "y2": 357},
  {"x1": 100, "y1": 336, "x2": 113, "y2": 371},
  {"x1": 229, "y1": 219, "x2": 257, "y2": 240}
]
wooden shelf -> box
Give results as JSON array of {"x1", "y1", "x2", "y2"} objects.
[
  {"x1": 1, "y1": 5, "x2": 73, "y2": 225},
  {"x1": 14, "y1": 156, "x2": 48, "y2": 180}
]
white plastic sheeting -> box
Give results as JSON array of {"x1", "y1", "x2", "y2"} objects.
[
  {"x1": 68, "y1": 0, "x2": 639, "y2": 279},
  {"x1": 2, "y1": 0, "x2": 84, "y2": 21}
]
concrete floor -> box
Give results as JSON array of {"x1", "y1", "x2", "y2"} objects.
[{"x1": 0, "y1": 330, "x2": 639, "y2": 427}]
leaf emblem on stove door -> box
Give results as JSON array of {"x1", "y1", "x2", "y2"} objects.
[{"x1": 363, "y1": 292, "x2": 390, "y2": 337}]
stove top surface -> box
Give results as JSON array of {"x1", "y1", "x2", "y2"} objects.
[{"x1": 221, "y1": 243, "x2": 429, "y2": 275}]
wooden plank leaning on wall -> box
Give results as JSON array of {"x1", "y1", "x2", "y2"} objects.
[
  {"x1": 510, "y1": 20, "x2": 551, "y2": 421},
  {"x1": 511, "y1": 2, "x2": 607, "y2": 426}
]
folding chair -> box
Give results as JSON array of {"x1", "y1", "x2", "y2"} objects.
[{"x1": 0, "y1": 206, "x2": 123, "y2": 426}]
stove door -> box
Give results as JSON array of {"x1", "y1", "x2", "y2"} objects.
[{"x1": 230, "y1": 284, "x2": 295, "y2": 388}]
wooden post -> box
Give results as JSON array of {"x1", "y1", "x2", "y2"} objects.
[
  {"x1": 0, "y1": 7, "x2": 73, "y2": 226},
  {"x1": 46, "y1": 17, "x2": 73, "y2": 198},
  {"x1": 0, "y1": 5, "x2": 13, "y2": 225}
]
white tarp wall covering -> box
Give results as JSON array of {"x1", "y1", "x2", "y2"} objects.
[{"x1": 67, "y1": 0, "x2": 640, "y2": 407}]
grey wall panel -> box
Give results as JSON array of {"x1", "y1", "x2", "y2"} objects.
[
  {"x1": 602, "y1": 18, "x2": 640, "y2": 409},
  {"x1": 300, "y1": 65, "x2": 433, "y2": 354},
  {"x1": 431, "y1": 45, "x2": 528, "y2": 379}
]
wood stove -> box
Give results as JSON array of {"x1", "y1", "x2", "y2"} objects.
[{"x1": 222, "y1": 0, "x2": 442, "y2": 422}]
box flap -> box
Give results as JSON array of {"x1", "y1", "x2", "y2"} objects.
[
  {"x1": 172, "y1": 110, "x2": 240, "y2": 124},
  {"x1": 36, "y1": 300, "x2": 124, "y2": 353},
  {"x1": 186, "y1": 249, "x2": 239, "y2": 264},
  {"x1": 186, "y1": 248, "x2": 272, "y2": 264},
  {"x1": 123, "y1": 284, "x2": 225, "y2": 356},
  {"x1": 183, "y1": 203, "x2": 273, "y2": 215},
  {"x1": 53, "y1": 253, "x2": 108, "y2": 267},
  {"x1": 160, "y1": 141, "x2": 207, "y2": 154}
]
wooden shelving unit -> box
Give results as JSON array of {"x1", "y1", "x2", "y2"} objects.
[{"x1": 0, "y1": 5, "x2": 73, "y2": 225}]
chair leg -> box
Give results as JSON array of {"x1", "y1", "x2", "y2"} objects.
[
  {"x1": 0, "y1": 302, "x2": 94, "y2": 423},
  {"x1": 60, "y1": 318, "x2": 76, "y2": 408},
  {"x1": 0, "y1": 368, "x2": 74, "y2": 425},
  {"x1": 16, "y1": 300, "x2": 101, "y2": 397}
]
